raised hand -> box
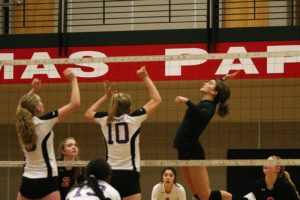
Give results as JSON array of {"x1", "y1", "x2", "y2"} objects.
[
  {"x1": 63, "y1": 68, "x2": 76, "y2": 81},
  {"x1": 175, "y1": 96, "x2": 188, "y2": 104},
  {"x1": 103, "y1": 80, "x2": 116, "y2": 98},
  {"x1": 137, "y1": 66, "x2": 149, "y2": 79},
  {"x1": 31, "y1": 78, "x2": 41, "y2": 93},
  {"x1": 222, "y1": 70, "x2": 241, "y2": 81}
]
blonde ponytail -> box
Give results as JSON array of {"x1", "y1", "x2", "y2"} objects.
[
  {"x1": 106, "y1": 94, "x2": 119, "y2": 125},
  {"x1": 281, "y1": 170, "x2": 300, "y2": 199},
  {"x1": 16, "y1": 93, "x2": 39, "y2": 151},
  {"x1": 106, "y1": 93, "x2": 131, "y2": 125},
  {"x1": 270, "y1": 155, "x2": 300, "y2": 200}
]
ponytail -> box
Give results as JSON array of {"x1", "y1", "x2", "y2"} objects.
[
  {"x1": 269, "y1": 155, "x2": 300, "y2": 200},
  {"x1": 214, "y1": 79, "x2": 231, "y2": 118},
  {"x1": 106, "y1": 94, "x2": 119, "y2": 125},
  {"x1": 217, "y1": 101, "x2": 229, "y2": 117},
  {"x1": 106, "y1": 93, "x2": 131, "y2": 125},
  {"x1": 16, "y1": 93, "x2": 39, "y2": 151},
  {"x1": 85, "y1": 159, "x2": 113, "y2": 200},
  {"x1": 87, "y1": 175, "x2": 111, "y2": 200},
  {"x1": 280, "y1": 171, "x2": 300, "y2": 200}
]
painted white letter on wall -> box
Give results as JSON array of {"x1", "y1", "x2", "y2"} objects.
[{"x1": 165, "y1": 48, "x2": 208, "y2": 76}]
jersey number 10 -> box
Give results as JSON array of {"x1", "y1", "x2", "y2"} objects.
[{"x1": 107, "y1": 122, "x2": 129, "y2": 144}]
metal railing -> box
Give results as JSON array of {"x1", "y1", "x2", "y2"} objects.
[
  {"x1": 0, "y1": 0, "x2": 299, "y2": 35},
  {"x1": 219, "y1": 0, "x2": 299, "y2": 27}
]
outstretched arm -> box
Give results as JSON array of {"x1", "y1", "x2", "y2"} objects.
[
  {"x1": 175, "y1": 96, "x2": 200, "y2": 113},
  {"x1": 175, "y1": 96, "x2": 212, "y2": 119},
  {"x1": 138, "y1": 66, "x2": 162, "y2": 118},
  {"x1": 58, "y1": 68, "x2": 81, "y2": 121},
  {"x1": 175, "y1": 96, "x2": 188, "y2": 104},
  {"x1": 84, "y1": 80, "x2": 115, "y2": 122}
]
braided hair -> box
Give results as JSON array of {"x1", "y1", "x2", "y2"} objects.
[{"x1": 85, "y1": 159, "x2": 112, "y2": 200}]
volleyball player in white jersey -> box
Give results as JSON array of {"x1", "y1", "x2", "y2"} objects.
[
  {"x1": 16, "y1": 68, "x2": 80, "y2": 200},
  {"x1": 66, "y1": 159, "x2": 121, "y2": 200},
  {"x1": 151, "y1": 167, "x2": 186, "y2": 200},
  {"x1": 85, "y1": 66, "x2": 162, "y2": 200}
]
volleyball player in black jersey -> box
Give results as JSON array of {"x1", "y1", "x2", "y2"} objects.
[
  {"x1": 173, "y1": 72, "x2": 239, "y2": 200},
  {"x1": 57, "y1": 137, "x2": 84, "y2": 200},
  {"x1": 243, "y1": 155, "x2": 300, "y2": 200}
]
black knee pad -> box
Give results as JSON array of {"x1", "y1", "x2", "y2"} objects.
[
  {"x1": 232, "y1": 194, "x2": 248, "y2": 200},
  {"x1": 209, "y1": 190, "x2": 222, "y2": 200},
  {"x1": 232, "y1": 194, "x2": 243, "y2": 200}
]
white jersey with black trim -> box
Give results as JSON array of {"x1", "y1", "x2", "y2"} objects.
[
  {"x1": 151, "y1": 182, "x2": 186, "y2": 200},
  {"x1": 94, "y1": 108, "x2": 147, "y2": 172},
  {"x1": 23, "y1": 110, "x2": 59, "y2": 179},
  {"x1": 65, "y1": 180, "x2": 121, "y2": 200}
]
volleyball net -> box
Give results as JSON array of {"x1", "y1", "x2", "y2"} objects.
[{"x1": 1, "y1": 50, "x2": 300, "y2": 199}]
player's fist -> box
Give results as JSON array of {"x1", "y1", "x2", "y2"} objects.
[
  {"x1": 137, "y1": 66, "x2": 148, "y2": 79},
  {"x1": 63, "y1": 68, "x2": 76, "y2": 81},
  {"x1": 175, "y1": 96, "x2": 188, "y2": 104},
  {"x1": 31, "y1": 78, "x2": 41, "y2": 92}
]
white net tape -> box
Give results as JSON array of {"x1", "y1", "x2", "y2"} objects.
[
  {"x1": 1, "y1": 51, "x2": 300, "y2": 65},
  {"x1": 1, "y1": 159, "x2": 300, "y2": 168}
]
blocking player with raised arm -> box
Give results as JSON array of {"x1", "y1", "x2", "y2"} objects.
[
  {"x1": 16, "y1": 68, "x2": 80, "y2": 200},
  {"x1": 84, "y1": 66, "x2": 162, "y2": 200}
]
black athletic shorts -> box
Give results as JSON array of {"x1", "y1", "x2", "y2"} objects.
[
  {"x1": 176, "y1": 143, "x2": 205, "y2": 160},
  {"x1": 110, "y1": 170, "x2": 140, "y2": 198},
  {"x1": 19, "y1": 176, "x2": 59, "y2": 199}
]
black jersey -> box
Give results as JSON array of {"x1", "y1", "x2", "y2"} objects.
[
  {"x1": 58, "y1": 167, "x2": 84, "y2": 200},
  {"x1": 251, "y1": 177, "x2": 299, "y2": 200},
  {"x1": 173, "y1": 100, "x2": 216, "y2": 149}
]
